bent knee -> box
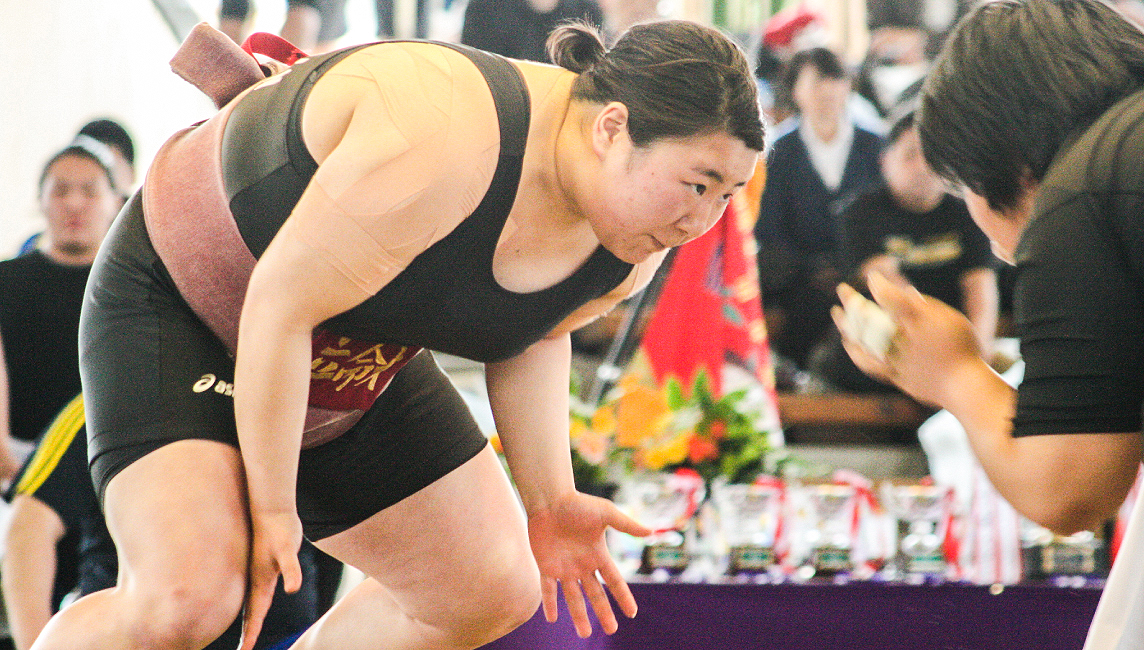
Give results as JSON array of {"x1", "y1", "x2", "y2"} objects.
[
  {"x1": 127, "y1": 574, "x2": 245, "y2": 648},
  {"x1": 442, "y1": 561, "x2": 542, "y2": 647},
  {"x1": 485, "y1": 564, "x2": 543, "y2": 631}
]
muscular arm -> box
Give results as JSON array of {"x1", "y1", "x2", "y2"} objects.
[
  {"x1": 234, "y1": 45, "x2": 501, "y2": 648},
  {"x1": 484, "y1": 258, "x2": 661, "y2": 637},
  {"x1": 485, "y1": 254, "x2": 663, "y2": 509},
  {"x1": 485, "y1": 334, "x2": 577, "y2": 513},
  {"x1": 237, "y1": 42, "x2": 500, "y2": 516},
  {"x1": 2, "y1": 495, "x2": 66, "y2": 650},
  {"x1": 959, "y1": 266, "x2": 999, "y2": 357}
]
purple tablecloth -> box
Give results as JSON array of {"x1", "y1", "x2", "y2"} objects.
[{"x1": 478, "y1": 581, "x2": 1102, "y2": 650}]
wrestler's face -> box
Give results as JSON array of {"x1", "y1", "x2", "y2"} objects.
[
  {"x1": 590, "y1": 123, "x2": 758, "y2": 264},
  {"x1": 40, "y1": 154, "x2": 120, "y2": 263}
]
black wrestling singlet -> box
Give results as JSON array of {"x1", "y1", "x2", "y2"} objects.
[{"x1": 221, "y1": 42, "x2": 634, "y2": 363}]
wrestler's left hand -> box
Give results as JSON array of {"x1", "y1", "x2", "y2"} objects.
[
  {"x1": 528, "y1": 492, "x2": 652, "y2": 638},
  {"x1": 240, "y1": 509, "x2": 304, "y2": 650}
]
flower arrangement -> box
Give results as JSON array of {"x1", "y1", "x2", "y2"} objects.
[{"x1": 569, "y1": 371, "x2": 774, "y2": 488}]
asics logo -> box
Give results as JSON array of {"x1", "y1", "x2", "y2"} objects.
[{"x1": 192, "y1": 373, "x2": 234, "y2": 396}]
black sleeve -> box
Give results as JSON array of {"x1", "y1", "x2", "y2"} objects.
[
  {"x1": 1012, "y1": 193, "x2": 1144, "y2": 436},
  {"x1": 949, "y1": 199, "x2": 997, "y2": 271}
]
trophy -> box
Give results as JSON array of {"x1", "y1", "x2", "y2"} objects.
[
  {"x1": 803, "y1": 483, "x2": 858, "y2": 576},
  {"x1": 882, "y1": 483, "x2": 949, "y2": 579},
  {"x1": 711, "y1": 477, "x2": 784, "y2": 575},
  {"x1": 1022, "y1": 527, "x2": 1108, "y2": 580},
  {"x1": 612, "y1": 471, "x2": 706, "y2": 576}
]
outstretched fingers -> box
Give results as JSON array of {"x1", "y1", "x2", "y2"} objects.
[
  {"x1": 541, "y1": 575, "x2": 560, "y2": 623},
  {"x1": 600, "y1": 504, "x2": 647, "y2": 620},
  {"x1": 581, "y1": 570, "x2": 618, "y2": 634},
  {"x1": 561, "y1": 576, "x2": 593, "y2": 638}
]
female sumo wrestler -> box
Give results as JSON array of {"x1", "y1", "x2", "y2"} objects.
[{"x1": 31, "y1": 20, "x2": 764, "y2": 650}]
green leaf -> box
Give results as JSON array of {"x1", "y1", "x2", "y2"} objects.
[{"x1": 665, "y1": 376, "x2": 687, "y2": 410}]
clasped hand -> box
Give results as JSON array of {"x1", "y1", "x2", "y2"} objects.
[
  {"x1": 833, "y1": 272, "x2": 983, "y2": 407},
  {"x1": 528, "y1": 491, "x2": 652, "y2": 638}
]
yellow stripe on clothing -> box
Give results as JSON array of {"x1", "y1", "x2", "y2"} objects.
[{"x1": 13, "y1": 394, "x2": 85, "y2": 496}]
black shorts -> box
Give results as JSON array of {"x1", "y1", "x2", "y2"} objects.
[{"x1": 82, "y1": 194, "x2": 488, "y2": 540}]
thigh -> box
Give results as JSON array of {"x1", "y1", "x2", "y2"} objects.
[
  {"x1": 82, "y1": 196, "x2": 241, "y2": 501},
  {"x1": 103, "y1": 439, "x2": 249, "y2": 594},
  {"x1": 313, "y1": 445, "x2": 534, "y2": 624},
  {"x1": 296, "y1": 351, "x2": 488, "y2": 540}
]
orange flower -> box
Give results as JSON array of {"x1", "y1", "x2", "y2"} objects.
[
  {"x1": 489, "y1": 434, "x2": 503, "y2": 455},
  {"x1": 590, "y1": 405, "x2": 617, "y2": 435},
  {"x1": 614, "y1": 385, "x2": 671, "y2": 448},
  {"x1": 708, "y1": 420, "x2": 728, "y2": 440},
  {"x1": 687, "y1": 434, "x2": 719, "y2": 464},
  {"x1": 639, "y1": 430, "x2": 690, "y2": 470}
]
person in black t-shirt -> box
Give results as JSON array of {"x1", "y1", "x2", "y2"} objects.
[
  {"x1": 813, "y1": 109, "x2": 997, "y2": 393},
  {"x1": 834, "y1": 3, "x2": 1144, "y2": 645},
  {"x1": 0, "y1": 138, "x2": 121, "y2": 482}
]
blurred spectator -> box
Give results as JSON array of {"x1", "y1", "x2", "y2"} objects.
[
  {"x1": 853, "y1": 26, "x2": 932, "y2": 118},
  {"x1": 598, "y1": 0, "x2": 658, "y2": 36},
  {"x1": 218, "y1": 0, "x2": 348, "y2": 52},
  {"x1": 757, "y1": 8, "x2": 884, "y2": 144},
  {"x1": 754, "y1": 47, "x2": 884, "y2": 380},
  {"x1": 20, "y1": 119, "x2": 134, "y2": 256},
  {"x1": 375, "y1": 0, "x2": 429, "y2": 39},
  {"x1": 77, "y1": 118, "x2": 135, "y2": 198},
  {"x1": 1, "y1": 395, "x2": 324, "y2": 650},
  {"x1": 866, "y1": 0, "x2": 966, "y2": 35},
  {"x1": 219, "y1": 0, "x2": 254, "y2": 42},
  {"x1": 0, "y1": 138, "x2": 121, "y2": 481},
  {"x1": 810, "y1": 108, "x2": 999, "y2": 393},
  {"x1": 462, "y1": 0, "x2": 604, "y2": 62},
  {"x1": 282, "y1": 0, "x2": 348, "y2": 52}
]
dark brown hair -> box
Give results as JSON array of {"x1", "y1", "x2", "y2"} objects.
[
  {"x1": 547, "y1": 20, "x2": 764, "y2": 151},
  {"x1": 920, "y1": 0, "x2": 1144, "y2": 211}
]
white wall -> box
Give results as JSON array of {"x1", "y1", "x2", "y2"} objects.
[
  {"x1": 0, "y1": 0, "x2": 447, "y2": 257},
  {"x1": 0, "y1": 0, "x2": 216, "y2": 256}
]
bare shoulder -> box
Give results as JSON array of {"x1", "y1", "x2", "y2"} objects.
[
  {"x1": 303, "y1": 42, "x2": 500, "y2": 166},
  {"x1": 296, "y1": 43, "x2": 506, "y2": 253},
  {"x1": 281, "y1": 43, "x2": 519, "y2": 298}
]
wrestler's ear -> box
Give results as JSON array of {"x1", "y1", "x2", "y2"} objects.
[{"x1": 591, "y1": 102, "x2": 630, "y2": 158}]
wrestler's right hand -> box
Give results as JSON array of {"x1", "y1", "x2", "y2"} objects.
[{"x1": 240, "y1": 509, "x2": 304, "y2": 650}]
